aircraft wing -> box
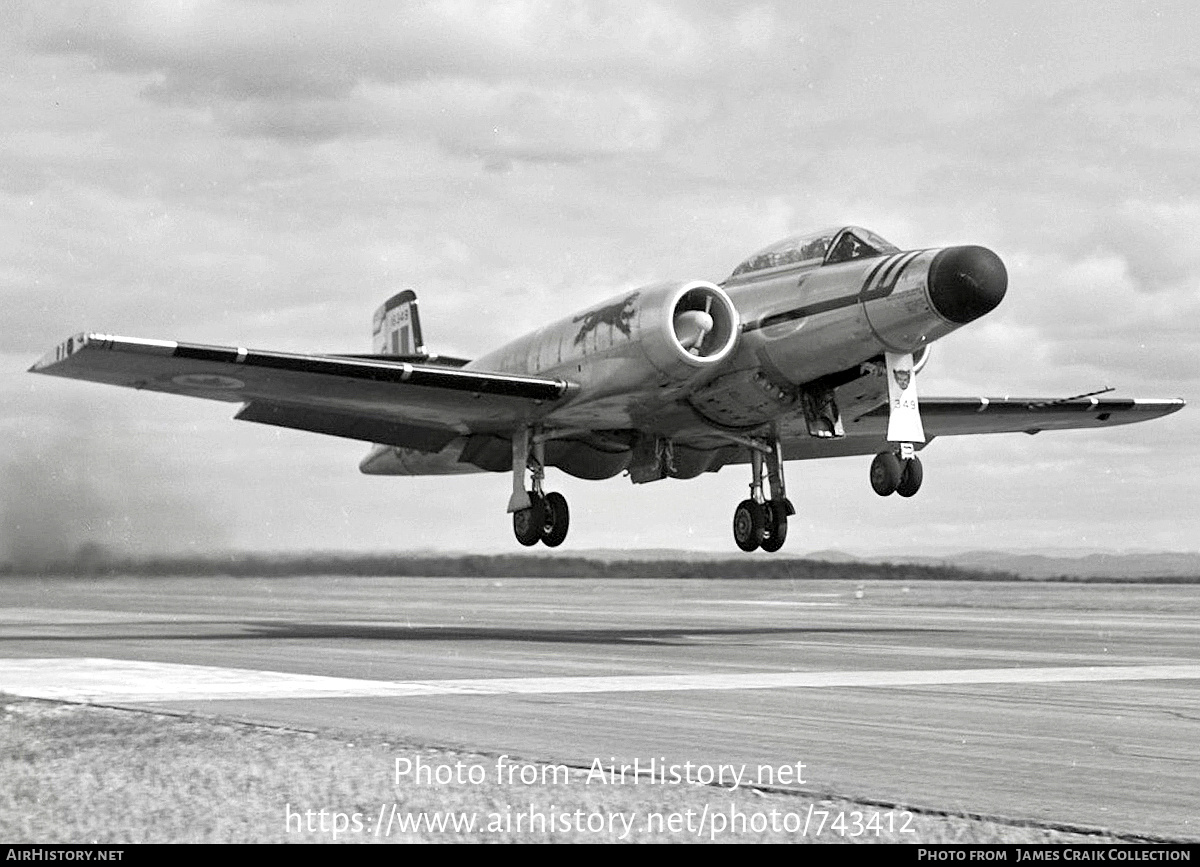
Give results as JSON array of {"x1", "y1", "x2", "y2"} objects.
[
  {"x1": 30, "y1": 333, "x2": 574, "y2": 451},
  {"x1": 857, "y1": 395, "x2": 1185, "y2": 436},
  {"x1": 763, "y1": 395, "x2": 1185, "y2": 462}
]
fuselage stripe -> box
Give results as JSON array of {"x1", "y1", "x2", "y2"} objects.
[
  {"x1": 743, "y1": 250, "x2": 925, "y2": 334},
  {"x1": 862, "y1": 253, "x2": 903, "y2": 296},
  {"x1": 750, "y1": 294, "x2": 859, "y2": 331},
  {"x1": 860, "y1": 250, "x2": 923, "y2": 302}
]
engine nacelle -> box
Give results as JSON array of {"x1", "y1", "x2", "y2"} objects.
[
  {"x1": 634, "y1": 280, "x2": 740, "y2": 384},
  {"x1": 470, "y1": 279, "x2": 741, "y2": 401}
]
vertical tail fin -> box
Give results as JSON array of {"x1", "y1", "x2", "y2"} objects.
[{"x1": 371, "y1": 290, "x2": 425, "y2": 356}]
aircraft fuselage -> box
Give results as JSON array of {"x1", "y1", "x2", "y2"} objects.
[{"x1": 362, "y1": 233, "x2": 1007, "y2": 480}]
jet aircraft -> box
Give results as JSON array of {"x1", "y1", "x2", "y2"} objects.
[{"x1": 31, "y1": 226, "x2": 1184, "y2": 551}]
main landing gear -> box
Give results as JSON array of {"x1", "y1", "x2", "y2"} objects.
[
  {"x1": 509, "y1": 429, "x2": 570, "y2": 547},
  {"x1": 732, "y1": 436, "x2": 794, "y2": 552},
  {"x1": 870, "y1": 446, "x2": 923, "y2": 498},
  {"x1": 513, "y1": 490, "x2": 570, "y2": 547}
]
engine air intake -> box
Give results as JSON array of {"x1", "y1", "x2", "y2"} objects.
[{"x1": 668, "y1": 282, "x2": 738, "y2": 365}]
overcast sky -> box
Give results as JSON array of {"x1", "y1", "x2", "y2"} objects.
[{"x1": 2, "y1": 1, "x2": 1197, "y2": 562}]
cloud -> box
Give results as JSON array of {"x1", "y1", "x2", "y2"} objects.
[
  {"x1": 11, "y1": 1, "x2": 758, "y2": 146},
  {"x1": 1090, "y1": 200, "x2": 1200, "y2": 293},
  {"x1": 20, "y1": 1, "x2": 770, "y2": 90},
  {"x1": 3, "y1": 2, "x2": 1197, "y2": 555}
]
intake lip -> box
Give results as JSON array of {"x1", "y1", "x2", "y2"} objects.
[{"x1": 927, "y1": 246, "x2": 1007, "y2": 324}]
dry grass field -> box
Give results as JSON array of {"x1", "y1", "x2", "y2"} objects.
[{"x1": 0, "y1": 697, "x2": 1137, "y2": 844}]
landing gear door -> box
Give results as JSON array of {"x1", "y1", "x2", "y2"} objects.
[{"x1": 885, "y1": 351, "x2": 925, "y2": 444}]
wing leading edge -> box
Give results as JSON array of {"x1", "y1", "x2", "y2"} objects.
[
  {"x1": 30, "y1": 333, "x2": 574, "y2": 447},
  {"x1": 767, "y1": 394, "x2": 1183, "y2": 462},
  {"x1": 854, "y1": 395, "x2": 1184, "y2": 437}
]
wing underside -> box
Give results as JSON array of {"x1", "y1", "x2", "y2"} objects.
[
  {"x1": 30, "y1": 333, "x2": 572, "y2": 446},
  {"x1": 360, "y1": 393, "x2": 1185, "y2": 481},
  {"x1": 770, "y1": 395, "x2": 1185, "y2": 461}
]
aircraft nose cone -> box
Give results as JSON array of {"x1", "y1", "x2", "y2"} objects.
[{"x1": 927, "y1": 245, "x2": 1007, "y2": 324}]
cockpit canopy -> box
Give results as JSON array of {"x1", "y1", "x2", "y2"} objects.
[{"x1": 729, "y1": 226, "x2": 900, "y2": 279}]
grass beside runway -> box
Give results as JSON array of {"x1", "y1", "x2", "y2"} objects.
[{"x1": 0, "y1": 696, "x2": 1143, "y2": 844}]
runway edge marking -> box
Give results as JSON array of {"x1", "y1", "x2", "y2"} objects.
[{"x1": 2, "y1": 658, "x2": 1199, "y2": 703}]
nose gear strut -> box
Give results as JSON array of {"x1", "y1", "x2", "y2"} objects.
[{"x1": 871, "y1": 352, "x2": 926, "y2": 498}]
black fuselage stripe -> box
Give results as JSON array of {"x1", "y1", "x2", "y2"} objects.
[
  {"x1": 860, "y1": 255, "x2": 897, "y2": 295},
  {"x1": 864, "y1": 254, "x2": 903, "y2": 296},
  {"x1": 861, "y1": 250, "x2": 922, "y2": 301},
  {"x1": 744, "y1": 251, "x2": 924, "y2": 333},
  {"x1": 753, "y1": 294, "x2": 860, "y2": 330}
]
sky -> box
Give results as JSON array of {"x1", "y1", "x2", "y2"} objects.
[{"x1": 2, "y1": 0, "x2": 1197, "y2": 562}]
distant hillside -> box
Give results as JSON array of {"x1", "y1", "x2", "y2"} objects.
[
  {"x1": 1, "y1": 547, "x2": 1197, "y2": 581},
  {"x1": 808, "y1": 550, "x2": 1200, "y2": 580},
  {"x1": 0, "y1": 550, "x2": 1009, "y2": 582}
]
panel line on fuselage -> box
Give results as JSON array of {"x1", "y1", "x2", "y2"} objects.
[{"x1": 742, "y1": 250, "x2": 924, "y2": 334}]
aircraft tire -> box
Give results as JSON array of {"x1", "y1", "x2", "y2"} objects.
[
  {"x1": 540, "y1": 491, "x2": 570, "y2": 547},
  {"x1": 896, "y1": 457, "x2": 924, "y2": 498},
  {"x1": 733, "y1": 499, "x2": 765, "y2": 552},
  {"x1": 759, "y1": 501, "x2": 788, "y2": 552},
  {"x1": 870, "y1": 452, "x2": 902, "y2": 496},
  {"x1": 512, "y1": 493, "x2": 545, "y2": 546}
]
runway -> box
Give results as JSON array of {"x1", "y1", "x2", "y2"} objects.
[{"x1": 1, "y1": 575, "x2": 1198, "y2": 839}]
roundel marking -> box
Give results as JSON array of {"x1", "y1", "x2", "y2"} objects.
[{"x1": 172, "y1": 373, "x2": 245, "y2": 390}]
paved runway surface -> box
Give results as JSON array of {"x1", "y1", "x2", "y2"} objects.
[{"x1": 1, "y1": 575, "x2": 1197, "y2": 838}]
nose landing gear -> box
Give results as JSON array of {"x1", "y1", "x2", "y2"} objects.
[
  {"x1": 896, "y1": 454, "x2": 923, "y2": 498},
  {"x1": 870, "y1": 448, "x2": 923, "y2": 497},
  {"x1": 871, "y1": 351, "x2": 927, "y2": 499}
]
